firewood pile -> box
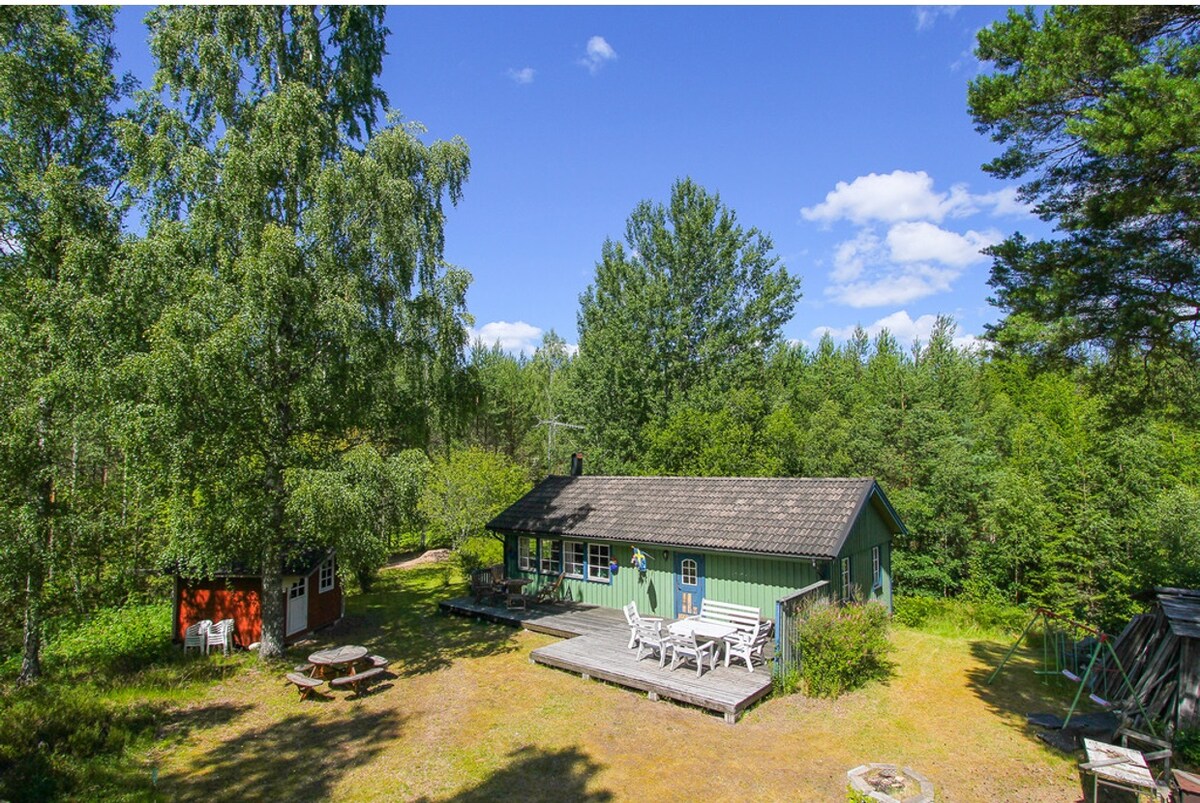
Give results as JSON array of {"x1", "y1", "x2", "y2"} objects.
[{"x1": 1108, "y1": 588, "x2": 1200, "y2": 735}]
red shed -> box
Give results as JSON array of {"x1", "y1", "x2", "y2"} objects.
[{"x1": 172, "y1": 550, "x2": 344, "y2": 648}]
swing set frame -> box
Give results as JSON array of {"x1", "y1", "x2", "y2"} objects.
[{"x1": 987, "y1": 607, "x2": 1157, "y2": 736}]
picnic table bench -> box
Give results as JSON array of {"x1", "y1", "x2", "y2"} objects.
[
  {"x1": 329, "y1": 666, "x2": 385, "y2": 696},
  {"x1": 286, "y1": 672, "x2": 326, "y2": 700}
]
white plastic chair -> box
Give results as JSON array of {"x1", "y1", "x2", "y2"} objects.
[
  {"x1": 725, "y1": 621, "x2": 771, "y2": 672},
  {"x1": 622, "y1": 601, "x2": 663, "y2": 649},
  {"x1": 205, "y1": 618, "x2": 234, "y2": 655},
  {"x1": 668, "y1": 629, "x2": 718, "y2": 678},
  {"x1": 633, "y1": 619, "x2": 671, "y2": 666},
  {"x1": 184, "y1": 619, "x2": 211, "y2": 654}
]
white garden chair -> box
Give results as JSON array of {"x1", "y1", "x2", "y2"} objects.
[
  {"x1": 725, "y1": 620, "x2": 771, "y2": 672},
  {"x1": 184, "y1": 619, "x2": 211, "y2": 654},
  {"x1": 668, "y1": 629, "x2": 718, "y2": 677},
  {"x1": 622, "y1": 601, "x2": 663, "y2": 650},
  {"x1": 633, "y1": 619, "x2": 671, "y2": 666},
  {"x1": 205, "y1": 618, "x2": 234, "y2": 655}
]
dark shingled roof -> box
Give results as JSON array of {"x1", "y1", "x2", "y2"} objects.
[{"x1": 487, "y1": 476, "x2": 905, "y2": 559}]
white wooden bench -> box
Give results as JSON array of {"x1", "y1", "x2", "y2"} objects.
[
  {"x1": 688, "y1": 599, "x2": 762, "y2": 636},
  {"x1": 329, "y1": 666, "x2": 385, "y2": 696},
  {"x1": 285, "y1": 672, "x2": 326, "y2": 700}
]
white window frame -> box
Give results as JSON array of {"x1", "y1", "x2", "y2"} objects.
[
  {"x1": 319, "y1": 556, "x2": 335, "y2": 593},
  {"x1": 564, "y1": 541, "x2": 585, "y2": 579},
  {"x1": 539, "y1": 539, "x2": 562, "y2": 575},
  {"x1": 518, "y1": 536, "x2": 537, "y2": 572},
  {"x1": 841, "y1": 556, "x2": 852, "y2": 602},
  {"x1": 871, "y1": 546, "x2": 882, "y2": 590},
  {"x1": 681, "y1": 558, "x2": 698, "y2": 586},
  {"x1": 587, "y1": 543, "x2": 611, "y2": 583}
]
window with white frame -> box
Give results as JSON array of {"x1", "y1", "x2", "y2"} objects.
[
  {"x1": 841, "y1": 556, "x2": 852, "y2": 601},
  {"x1": 319, "y1": 556, "x2": 335, "y2": 593},
  {"x1": 587, "y1": 543, "x2": 611, "y2": 582},
  {"x1": 539, "y1": 539, "x2": 562, "y2": 575},
  {"x1": 518, "y1": 536, "x2": 537, "y2": 572},
  {"x1": 871, "y1": 546, "x2": 882, "y2": 590},
  {"x1": 564, "y1": 541, "x2": 585, "y2": 578}
]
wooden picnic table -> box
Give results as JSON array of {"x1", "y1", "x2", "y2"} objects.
[{"x1": 308, "y1": 645, "x2": 369, "y2": 678}]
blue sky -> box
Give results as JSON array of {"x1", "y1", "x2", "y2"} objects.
[{"x1": 112, "y1": 5, "x2": 1051, "y2": 355}]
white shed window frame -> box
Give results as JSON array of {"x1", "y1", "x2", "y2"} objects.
[
  {"x1": 318, "y1": 556, "x2": 335, "y2": 593},
  {"x1": 841, "y1": 556, "x2": 852, "y2": 602},
  {"x1": 871, "y1": 546, "x2": 882, "y2": 591}
]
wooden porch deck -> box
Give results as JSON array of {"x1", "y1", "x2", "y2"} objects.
[{"x1": 439, "y1": 596, "x2": 774, "y2": 723}]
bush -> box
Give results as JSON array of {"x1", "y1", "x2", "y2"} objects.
[
  {"x1": 893, "y1": 594, "x2": 1026, "y2": 638},
  {"x1": 44, "y1": 603, "x2": 175, "y2": 675},
  {"x1": 796, "y1": 598, "x2": 892, "y2": 699},
  {"x1": 0, "y1": 684, "x2": 158, "y2": 801},
  {"x1": 1177, "y1": 728, "x2": 1200, "y2": 768}
]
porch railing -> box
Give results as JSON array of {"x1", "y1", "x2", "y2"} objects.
[{"x1": 773, "y1": 580, "x2": 832, "y2": 678}]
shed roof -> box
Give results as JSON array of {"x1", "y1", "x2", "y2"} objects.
[
  {"x1": 1157, "y1": 587, "x2": 1200, "y2": 639},
  {"x1": 486, "y1": 475, "x2": 905, "y2": 560}
]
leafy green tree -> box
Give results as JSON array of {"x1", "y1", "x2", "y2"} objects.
[
  {"x1": 970, "y1": 7, "x2": 1200, "y2": 362},
  {"x1": 573, "y1": 178, "x2": 800, "y2": 471},
  {"x1": 124, "y1": 7, "x2": 470, "y2": 658},
  {"x1": 419, "y1": 446, "x2": 530, "y2": 562},
  {"x1": 0, "y1": 7, "x2": 127, "y2": 682}
]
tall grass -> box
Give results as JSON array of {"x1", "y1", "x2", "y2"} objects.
[{"x1": 892, "y1": 594, "x2": 1027, "y2": 640}]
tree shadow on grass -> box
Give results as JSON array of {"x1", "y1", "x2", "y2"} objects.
[
  {"x1": 301, "y1": 564, "x2": 521, "y2": 678},
  {"x1": 160, "y1": 707, "x2": 405, "y2": 800},
  {"x1": 419, "y1": 745, "x2": 613, "y2": 803},
  {"x1": 966, "y1": 639, "x2": 1103, "y2": 731}
]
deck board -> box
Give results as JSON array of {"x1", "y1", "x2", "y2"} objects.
[{"x1": 440, "y1": 596, "x2": 773, "y2": 722}]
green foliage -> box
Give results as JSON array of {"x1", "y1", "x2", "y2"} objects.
[
  {"x1": 796, "y1": 599, "x2": 892, "y2": 699},
  {"x1": 893, "y1": 595, "x2": 1027, "y2": 639},
  {"x1": 0, "y1": 684, "x2": 158, "y2": 801},
  {"x1": 419, "y1": 446, "x2": 531, "y2": 551},
  {"x1": 969, "y1": 7, "x2": 1200, "y2": 362},
  {"x1": 771, "y1": 661, "x2": 801, "y2": 696},
  {"x1": 1176, "y1": 728, "x2": 1200, "y2": 768},
  {"x1": 43, "y1": 603, "x2": 174, "y2": 674},
  {"x1": 573, "y1": 178, "x2": 800, "y2": 472},
  {"x1": 845, "y1": 788, "x2": 873, "y2": 803}
]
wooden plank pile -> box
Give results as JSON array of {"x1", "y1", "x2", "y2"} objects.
[{"x1": 1108, "y1": 588, "x2": 1200, "y2": 734}]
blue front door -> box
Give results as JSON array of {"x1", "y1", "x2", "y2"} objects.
[{"x1": 675, "y1": 553, "x2": 705, "y2": 618}]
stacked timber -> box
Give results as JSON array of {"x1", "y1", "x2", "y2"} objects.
[{"x1": 1108, "y1": 588, "x2": 1200, "y2": 735}]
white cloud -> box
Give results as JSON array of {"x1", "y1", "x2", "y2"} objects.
[
  {"x1": 472, "y1": 321, "x2": 579, "y2": 357},
  {"x1": 886, "y1": 221, "x2": 1000, "y2": 268},
  {"x1": 507, "y1": 67, "x2": 535, "y2": 85},
  {"x1": 828, "y1": 265, "x2": 960, "y2": 308},
  {"x1": 822, "y1": 220, "x2": 996, "y2": 308},
  {"x1": 472, "y1": 321, "x2": 543, "y2": 355},
  {"x1": 914, "y1": 6, "x2": 960, "y2": 32},
  {"x1": 801, "y1": 170, "x2": 966, "y2": 225},
  {"x1": 579, "y1": 35, "x2": 617, "y2": 74},
  {"x1": 812, "y1": 310, "x2": 978, "y2": 350},
  {"x1": 801, "y1": 170, "x2": 1030, "y2": 227}
]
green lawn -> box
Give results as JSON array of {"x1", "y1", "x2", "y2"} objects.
[{"x1": 4, "y1": 564, "x2": 1097, "y2": 801}]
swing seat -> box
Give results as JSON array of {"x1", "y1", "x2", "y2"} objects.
[
  {"x1": 1089, "y1": 694, "x2": 1111, "y2": 708},
  {"x1": 1062, "y1": 669, "x2": 1081, "y2": 682}
]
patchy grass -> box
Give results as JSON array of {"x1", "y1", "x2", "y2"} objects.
[{"x1": 132, "y1": 565, "x2": 1090, "y2": 802}]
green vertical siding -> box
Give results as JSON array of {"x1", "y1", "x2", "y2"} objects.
[
  {"x1": 504, "y1": 535, "x2": 825, "y2": 621},
  {"x1": 835, "y1": 497, "x2": 895, "y2": 612}
]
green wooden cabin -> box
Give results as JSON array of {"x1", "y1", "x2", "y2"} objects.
[{"x1": 486, "y1": 475, "x2": 905, "y2": 622}]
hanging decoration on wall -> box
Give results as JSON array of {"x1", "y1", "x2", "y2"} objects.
[{"x1": 630, "y1": 546, "x2": 649, "y2": 575}]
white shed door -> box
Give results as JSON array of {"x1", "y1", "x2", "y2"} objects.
[{"x1": 286, "y1": 576, "x2": 308, "y2": 636}]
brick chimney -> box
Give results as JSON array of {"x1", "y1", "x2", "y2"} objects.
[{"x1": 569, "y1": 453, "x2": 584, "y2": 476}]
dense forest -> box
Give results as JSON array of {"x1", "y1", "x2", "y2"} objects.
[{"x1": 2, "y1": 5, "x2": 1199, "y2": 685}]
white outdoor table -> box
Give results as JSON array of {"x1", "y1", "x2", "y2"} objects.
[
  {"x1": 669, "y1": 619, "x2": 738, "y2": 641},
  {"x1": 1082, "y1": 738, "x2": 1159, "y2": 801}
]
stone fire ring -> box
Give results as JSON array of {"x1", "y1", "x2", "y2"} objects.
[{"x1": 846, "y1": 763, "x2": 934, "y2": 803}]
